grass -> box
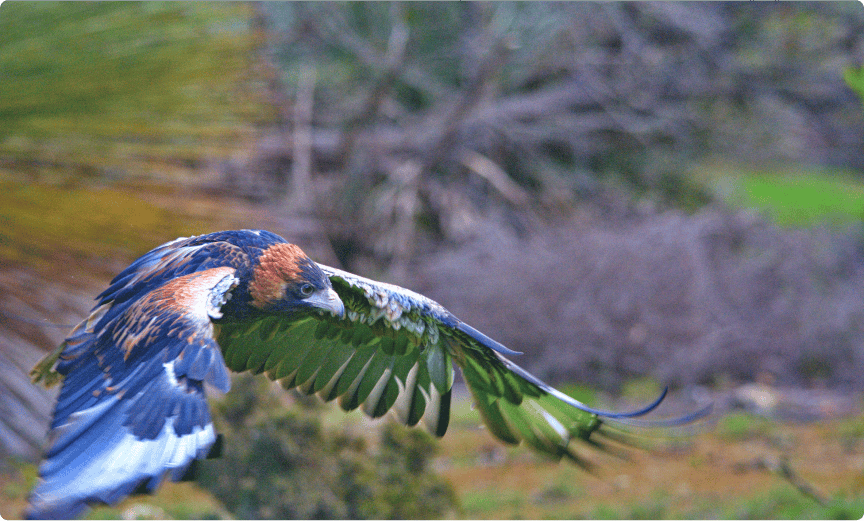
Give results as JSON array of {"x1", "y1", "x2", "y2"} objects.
[
  {"x1": 434, "y1": 391, "x2": 864, "y2": 520},
  {"x1": 716, "y1": 411, "x2": 776, "y2": 441},
  {"x1": 694, "y1": 163, "x2": 864, "y2": 228},
  {"x1": 740, "y1": 173, "x2": 864, "y2": 227}
]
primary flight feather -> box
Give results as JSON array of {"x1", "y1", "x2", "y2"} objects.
[{"x1": 27, "y1": 229, "x2": 704, "y2": 519}]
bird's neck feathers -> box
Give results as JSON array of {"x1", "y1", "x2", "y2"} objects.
[{"x1": 247, "y1": 243, "x2": 319, "y2": 309}]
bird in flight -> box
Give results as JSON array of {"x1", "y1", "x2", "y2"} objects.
[{"x1": 27, "y1": 229, "x2": 706, "y2": 519}]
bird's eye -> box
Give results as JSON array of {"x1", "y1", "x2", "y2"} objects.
[{"x1": 300, "y1": 283, "x2": 315, "y2": 297}]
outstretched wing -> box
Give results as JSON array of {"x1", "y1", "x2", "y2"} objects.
[
  {"x1": 218, "y1": 264, "x2": 678, "y2": 466},
  {"x1": 26, "y1": 268, "x2": 238, "y2": 519},
  {"x1": 216, "y1": 265, "x2": 461, "y2": 436}
]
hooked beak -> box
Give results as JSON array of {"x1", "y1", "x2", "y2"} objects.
[{"x1": 306, "y1": 287, "x2": 345, "y2": 318}]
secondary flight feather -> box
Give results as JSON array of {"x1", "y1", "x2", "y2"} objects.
[{"x1": 27, "y1": 229, "x2": 707, "y2": 519}]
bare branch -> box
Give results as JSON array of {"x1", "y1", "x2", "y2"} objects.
[{"x1": 458, "y1": 149, "x2": 530, "y2": 206}]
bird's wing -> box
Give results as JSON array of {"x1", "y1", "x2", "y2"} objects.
[
  {"x1": 26, "y1": 267, "x2": 239, "y2": 520},
  {"x1": 31, "y1": 234, "x2": 247, "y2": 389},
  {"x1": 217, "y1": 265, "x2": 463, "y2": 436},
  {"x1": 91, "y1": 232, "x2": 253, "y2": 318},
  {"x1": 218, "y1": 264, "x2": 685, "y2": 466}
]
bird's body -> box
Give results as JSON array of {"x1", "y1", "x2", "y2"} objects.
[{"x1": 27, "y1": 230, "x2": 702, "y2": 519}]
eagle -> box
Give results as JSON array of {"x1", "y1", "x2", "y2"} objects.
[{"x1": 26, "y1": 229, "x2": 706, "y2": 519}]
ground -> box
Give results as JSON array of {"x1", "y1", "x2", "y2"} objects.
[{"x1": 3, "y1": 388, "x2": 864, "y2": 520}]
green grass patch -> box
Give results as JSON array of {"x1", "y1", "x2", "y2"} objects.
[
  {"x1": 714, "y1": 487, "x2": 864, "y2": 520},
  {"x1": 696, "y1": 163, "x2": 864, "y2": 228},
  {"x1": 716, "y1": 411, "x2": 775, "y2": 441},
  {"x1": 460, "y1": 487, "x2": 528, "y2": 519},
  {"x1": 740, "y1": 173, "x2": 864, "y2": 227},
  {"x1": 586, "y1": 488, "x2": 864, "y2": 520},
  {"x1": 590, "y1": 491, "x2": 673, "y2": 520}
]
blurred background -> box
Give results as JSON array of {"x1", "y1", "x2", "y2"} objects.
[{"x1": 2, "y1": 2, "x2": 864, "y2": 518}]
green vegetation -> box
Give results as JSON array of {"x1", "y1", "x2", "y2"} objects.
[
  {"x1": 460, "y1": 488, "x2": 529, "y2": 519},
  {"x1": 194, "y1": 375, "x2": 458, "y2": 520},
  {"x1": 0, "y1": 176, "x2": 209, "y2": 274},
  {"x1": 696, "y1": 164, "x2": 864, "y2": 228},
  {"x1": 0, "y1": 1, "x2": 275, "y2": 283},
  {"x1": 845, "y1": 66, "x2": 864, "y2": 107},
  {"x1": 2, "y1": 3, "x2": 864, "y2": 519},
  {"x1": 0, "y1": 2, "x2": 273, "y2": 180},
  {"x1": 740, "y1": 172, "x2": 864, "y2": 227},
  {"x1": 716, "y1": 411, "x2": 776, "y2": 442},
  {"x1": 432, "y1": 391, "x2": 864, "y2": 520},
  {"x1": 619, "y1": 376, "x2": 664, "y2": 403},
  {"x1": 582, "y1": 486, "x2": 864, "y2": 520},
  {"x1": 5, "y1": 395, "x2": 864, "y2": 519},
  {"x1": 710, "y1": 487, "x2": 864, "y2": 520}
]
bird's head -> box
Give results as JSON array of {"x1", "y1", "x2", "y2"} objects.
[{"x1": 248, "y1": 243, "x2": 345, "y2": 318}]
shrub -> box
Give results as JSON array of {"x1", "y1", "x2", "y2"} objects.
[{"x1": 194, "y1": 375, "x2": 458, "y2": 519}]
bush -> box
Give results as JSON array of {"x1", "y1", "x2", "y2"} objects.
[
  {"x1": 416, "y1": 204, "x2": 864, "y2": 391},
  {"x1": 194, "y1": 375, "x2": 458, "y2": 519}
]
